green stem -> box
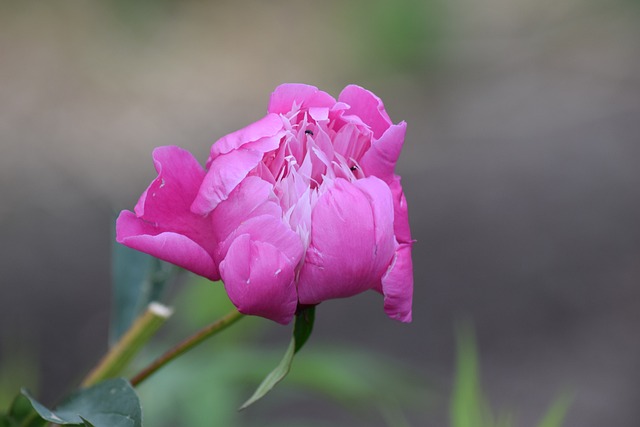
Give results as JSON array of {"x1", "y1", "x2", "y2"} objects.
[
  {"x1": 20, "y1": 411, "x2": 40, "y2": 427},
  {"x1": 130, "y1": 309, "x2": 244, "y2": 387},
  {"x1": 81, "y1": 303, "x2": 173, "y2": 388}
]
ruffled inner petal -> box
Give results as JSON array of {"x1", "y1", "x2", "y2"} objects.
[
  {"x1": 191, "y1": 148, "x2": 264, "y2": 215},
  {"x1": 208, "y1": 113, "x2": 285, "y2": 160},
  {"x1": 268, "y1": 83, "x2": 336, "y2": 115},
  {"x1": 209, "y1": 176, "x2": 282, "y2": 253}
]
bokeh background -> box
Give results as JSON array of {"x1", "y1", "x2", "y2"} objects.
[{"x1": 1, "y1": 0, "x2": 639, "y2": 425}]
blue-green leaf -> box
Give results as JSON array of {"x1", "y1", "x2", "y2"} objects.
[
  {"x1": 111, "y1": 239, "x2": 174, "y2": 345},
  {"x1": 22, "y1": 378, "x2": 141, "y2": 427},
  {"x1": 239, "y1": 306, "x2": 316, "y2": 410}
]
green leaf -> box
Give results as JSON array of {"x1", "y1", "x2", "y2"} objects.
[
  {"x1": 137, "y1": 342, "x2": 431, "y2": 427},
  {"x1": 0, "y1": 414, "x2": 12, "y2": 427},
  {"x1": 239, "y1": 306, "x2": 316, "y2": 410},
  {"x1": 0, "y1": 394, "x2": 45, "y2": 427},
  {"x1": 83, "y1": 304, "x2": 173, "y2": 387},
  {"x1": 0, "y1": 339, "x2": 38, "y2": 411},
  {"x1": 293, "y1": 305, "x2": 315, "y2": 352},
  {"x1": 111, "y1": 239, "x2": 174, "y2": 345},
  {"x1": 22, "y1": 378, "x2": 141, "y2": 427}
]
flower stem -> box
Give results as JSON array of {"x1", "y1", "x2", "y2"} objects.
[
  {"x1": 81, "y1": 302, "x2": 173, "y2": 388},
  {"x1": 130, "y1": 309, "x2": 244, "y2": 387}
]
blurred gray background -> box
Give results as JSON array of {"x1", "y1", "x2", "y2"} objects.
[{"x1": 1, "y1": 0, "x2": 639, "y2": 425}]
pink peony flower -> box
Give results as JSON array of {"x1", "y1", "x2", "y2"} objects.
[{"x1": 116, "y1": 84, "x2": 413, "y2": 324}]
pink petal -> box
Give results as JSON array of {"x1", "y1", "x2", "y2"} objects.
[
  {"x1": 115, "y1": 146, "x2": 219, "y2": 280},
  {"x1": 359, "y1": 122, "x2": 407, "y2": 184},
  {"x1": 381, "y1": 243, "x2": 413, "y2": 322},
  {"x1": 116, "y1": 211, "x2": 218, "y2": 280},
  {"x1": 191, "y1": 114, "x2": 286, "y2": 215},
  {"x1": 389, "y1": 175, "x2": 412, "y2": 244},
  {"x1": 208, "y1": 113, "x2": 285, "y2": 161},
  {"x1": 218, "y1": 214, "x2": 304, "y2": 267},
  {"x1": 308, "y1": 106, "x2": 329, "y2": 122},
  {"x1": 353, "y1": 177, "x2": 396, "y2": 259},
  {"x1": 297, "y1": 177, "x2": 396, "y2": 304},
  {"x1": 210, "y1": 176, "x2": 282, "y2": 250},
  {"x1": 193, "y1": 114, "x2": 290, "y2": 215},
  {"x1": 191, "y1": 148, "x2": 264, "y2": 215},
  {"x1": 268, "y1": 83, "x2": 336, "y2": 115},
  {"x1": 332, "y1": 123, "x2": 359, "y2": 160},
  {"x1": 219, "y1": 234, "x2": 298, "y2": 324},
  {"x1": 338, "y1": 85, "x2": 394, "y2": 139},
  {"x1": 134, "y1": 146, "x2": 207, "y2": 221}
]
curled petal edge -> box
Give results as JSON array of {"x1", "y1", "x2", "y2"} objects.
[
  {"x1": 381, "y1": 242, "x2": 413, "y2": 322},
  {"x1": 116, "y1": 210, "x2": 219, "y2": 281},
  {"x1": 338, "y1": 85, "x2": 394, "y2": 139}
]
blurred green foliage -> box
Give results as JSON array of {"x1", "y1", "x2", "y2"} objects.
[
  {"x1": 0, "y1": 340, "x2": 38, "y2": 412},
  {"x1": 239, "y1": 305, "x2": 316, "y2": 410},
  {"x1": 129, "y1": 276, "x2": 570, "y2": 426},
  {"x1": 451, "y1": 324, "x2": 571, "y2": 427},
  {"x1": 345, "y1": 0, "x2": 446, "y2": 73},
  {"x1": 134, "y1": 277, "x2": 432, "y2": 427},
  {"x1": 0, "y1": 269, "x2": 572, "y2": 426},
  {"x1": 103, "y1": 0, "x2": 178, "y2": 38}
]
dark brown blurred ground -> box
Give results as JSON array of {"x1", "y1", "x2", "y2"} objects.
[{"x1": 1, "y1": 1, "x2": 639, "y2": 425}]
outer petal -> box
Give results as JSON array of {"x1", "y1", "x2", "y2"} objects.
[
  {"x1": 219, "y1": 234, "x2": 298, "y2": 324},
  {"x1": 268, "y1": 83, "x2": 336, "y2": 115},
  {"x1": 116, "y1": 211, "x2": 218, "y2": 280},
  {"x1": 218, "y1": 214, "x2": 304, "y2": 267},
  {"x1": 381, "y1": 243, "x2": 413, "y2": 322},
  {"x1": 133, "y1": 146, "x2": 206, "y2": 222},
  {"x1": 359, "y1": 121, "x2": 407, "y2": 184},
  {"x1": 116, "y1": 146, "x2": 218, "y2": 280},
  {"x1": 353, "y1": 178, "x2": 396, "y2": 266},
  {"x1": 389, "y1": 174, "x2": 412, "y2": 244},
  {"x1": 297, "y1": 177, "x2": 395, "y2": 304},
  {"x1": 338, "y1": 85, "x2": 393, "y2": 139}
]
